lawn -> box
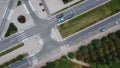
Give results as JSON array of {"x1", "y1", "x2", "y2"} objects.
[
  {"x1": 58, "y1": 0, "x2": 120, "y2": 38},
  {"x1": 54, "y1": 59, "x2": 80, "y2": 68},
  {"x1": 5, "y1": 23, "x2": 18, "y2": 37},
  {"x1": 42, "y1": 56, "x2": 81, "y2": 68},
  {"x1": 110, "y1": 62, "x2": 120, "y2": 68}
]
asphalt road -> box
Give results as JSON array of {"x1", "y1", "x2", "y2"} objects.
[
  {"x1": 0, "y1": 0, "x2": 116, "y2": 68},
  {"x1": 50, "y1": 0, "x2": 109, "y2": 24},
  {"x1": 0, "y1": 0, "x2": 19, "y2": 39},
  {"x1": 65, "y1": 13, "x2": 120, "y2": 46},
  {"x1": 0, "y1": 0, "x2": 14, "y2": 37}
]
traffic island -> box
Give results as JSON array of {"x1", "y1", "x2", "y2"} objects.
[{"x1": 5, "y1": 23, "x2": 18, "y2": 37}]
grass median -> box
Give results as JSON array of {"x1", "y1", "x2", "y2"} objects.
[
  {"x1": 0, "y1": 43, "x2": 24, "y2": 57},
  {"x1": 58, "y1": 0, "x2": 120, "y2": 38},
  {"x1": 0, "y1": 53, "x2": 27, "y2": 68}
]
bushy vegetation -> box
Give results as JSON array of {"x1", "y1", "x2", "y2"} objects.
[
  {"x1": 17, "y1": 0, "x2": 22, "y2": 6},
  {"x1": 41, "y1": 56, "x2": 81, "y2": 68},
  {"x1": 76, "y1": 30, "x2": 120, "y2": 67},
  {"x1": 5, "y1": 23, "x2": 18, "y2": 37},
  {"x1": 68, "y1": 52, "x2": 75, "y2": 59},
  {"x1": 62, "y1": 0, "x2": 73, "y2": 4},
  {"x1": 0, "y1": 54, "x2": 26, "y2": 68},
  {"x1": 0, "y1": 43, "x2": 24, "y2": 57}
]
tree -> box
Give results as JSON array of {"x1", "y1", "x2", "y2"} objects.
[
  {"x1": 87, "y1": 44, "x2": 94, "y2": 50},
  {"x1": 46, "y1": 62, "x2": 55, "y2": 68},
  {"x1": 75, "y1": 51, "x2": 83, "y2": 60},
  {"x1": 96, "y1": 48, "x2": 104, "y2": 57},
  {"x1": 68, "y1": 52, "x2": 75, "y2": 59},
  {"x1": 91, "y1": 39, "x2": 101, "y2": 48},
  {"x1": 101, "y1": 36, "x2": 109, "y2": 42},
  {"x1": 62, "y1": 0, "x2": 72, "y2": 4},
  {"x1": 108, "y1": 33, "x2": 117, "y2": 41},
  {"x1": 79, "y1": 46, "x2": 88, "y2": 55},
  {"x1": 90, "y1": 62, "x2": 109, "y2": 68},
  {"x1": 60, "y1": 56, "x2": 68, "y2": 63},
  {"x1": 90, "y1": 62, "x2": 97, "y2": 68},
  {"x1": 115, "y1": 30, "x2": 120, "y2": 38},
  {"x1": 98, "y1": 56, "x2": 106, "y2": 64}
]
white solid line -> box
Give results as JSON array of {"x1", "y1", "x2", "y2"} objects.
[
  {"x1": 29, "y1": 1, "x2": 35, "y2": 11},
  {"x1": 50, "y1": 34, "x2": 54, "y2": 39},
  {"x1": 7, "y1": 9, "x2": 14, "y2": 20},
  {"x1": 22, "y1": 38, "x2": 28, "y2": 42},
  {"x1": 39, "y1": 39, "x2": 44, "y2": 45},
  {"x1": 23, "y1": 4, "x2": 30, "y2": 14},
  {"x1": 2, "y1": 8, "x2": 7, "y2": 18},
  {"x1": 19, "y1": 31, "x2": 24, "y2": 34}
]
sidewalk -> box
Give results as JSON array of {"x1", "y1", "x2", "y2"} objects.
[{"x1": 71, "y1": 58, "x2": 90, "y2": 67}]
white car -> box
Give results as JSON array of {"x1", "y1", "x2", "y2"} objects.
[
  {"x1": 115, "y1": 21, "x2": 120, "y2": 25},
  {"x1": 101, "y1": 28, "x2": 106, "y2": 32}
]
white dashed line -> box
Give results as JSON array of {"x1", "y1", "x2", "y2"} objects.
[{"x1": 3, "y1": 8, "x2": 7, "y2": 18}]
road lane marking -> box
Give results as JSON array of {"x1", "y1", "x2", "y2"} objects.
[
  {"x1": 39, "y1": 38, "x2": 44, "y2": 45},
  {"x1": 2, "y1": 8, "x2": 7, "y2": 18},
  {"x1": 23, "y1": 4, "x2": 30, "y2": 14},
  {"x1": 28, "y1": 1, "x2": 35, "y2": 11},
  {"x1": 7, "y1": 9, "x2": 14, "y2": 20}
]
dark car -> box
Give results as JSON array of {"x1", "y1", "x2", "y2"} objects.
[
  {"x1": 56, "y1": 13, "x2": 64, "y2": 18},
  {"x1": 66, "y1": 14, "x2": 74, "y2": 19}
]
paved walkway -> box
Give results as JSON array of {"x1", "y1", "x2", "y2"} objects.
[
  {"x1": 44, "y1": 0, "x2": 80, "y2": 14},
  {"x1": 71, "y1": 58, "x2": 90, "y2": 67}
]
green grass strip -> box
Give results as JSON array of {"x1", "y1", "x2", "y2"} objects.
[
  {"x1": 58, "y1": 0, "x2": 120, "y2": 38},
  {"x1": 0, "y1": 43, "x2": 24, "y2": 57},
  {"x1": 0, "y1": 54, "x2": 26, "y2": 68}
]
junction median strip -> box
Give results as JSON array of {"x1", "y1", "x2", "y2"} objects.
[
  {"x1": 58, "y1": 0, "x2": 120, "y2": 38},
  {"x1": 0, "y1": 53, "x2": 27, "y2": 68}
]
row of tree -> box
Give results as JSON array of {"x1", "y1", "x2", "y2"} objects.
[
  {"x1": 75, "y1": 30, "x2": 120, "y2": 67},
  {"x1": 41, "y1": 30, "x2": 120, "y2": 68}
]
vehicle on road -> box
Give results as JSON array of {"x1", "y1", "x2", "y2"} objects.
[
  {"x1": 58, "y1": 17, "x2": 65, "y2": 23},
  {"x1": 115, "y1": 21, "x2": 120, "y2": 25},
  {"x1": 65, "y1": 14, "x2": 74, "y2": 19},
  {"x1": 56, "y1": 13, "x2": 64, "y2": 18},
  {"x1": 101, "y1": 27, "x2": 106, "y2": 32}
]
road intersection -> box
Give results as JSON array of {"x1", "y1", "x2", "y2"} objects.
[{"x1": 1, "y1": 0, "x2": 120, "y2": 68}]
